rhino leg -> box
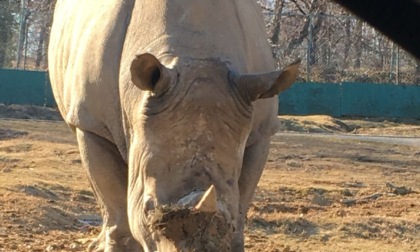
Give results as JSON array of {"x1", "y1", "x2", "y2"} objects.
[
  {"x1": 76, "y1": 129, "x2": 142, "y2": 252},
  {"x1": 232, "y1": 136, "x2": 271, "y2": 252}
]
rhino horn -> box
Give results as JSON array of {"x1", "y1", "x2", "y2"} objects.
[
  {"x1": 194, "y1": 185, "x2": 217, "y2": 213},
  {"x1": 238, "y1": 59, "x2": 300, "y2": 102}
]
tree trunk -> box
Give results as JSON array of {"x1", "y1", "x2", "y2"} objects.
[
  {"x1": 35, "y1": 18, "x2": 46, "y2": 68},
  {"x1": 16, "y1": 0, "x2": 30, "y2": 68},
  {"x1": 308, "y1": 16, "x2": 324, "y2": 65},
  {"x1": 269, "y1": 0, "x2": 284, "y2": 45},
  {"x1": 415, "y1": 59, "x2": 420, "y2": 84},
  {"x1": 354, "y1": 19, "x2": 363, "y2": 68},
  {"x1": 0, "y1": 0, "x2": 19, "y2": 68},
  {"x1": 343, "y1": 17, "x2": 351, "y2": 68},
  {"x1": 0, "y1": 3, "x2": 9, "y2": 68},
  {"x1": 285, "y1": 0, "x2": 326, "y2": 62},
  {"x1": 285, "y1": 16, "x2": 311, "y2": 56}
]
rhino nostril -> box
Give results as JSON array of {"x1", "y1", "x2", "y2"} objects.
[{"x1": 143, "y1": 195, "x2": 156, "y2": 213}]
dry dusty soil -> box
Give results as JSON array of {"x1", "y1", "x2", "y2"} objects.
[{"x1": 0, "y1": 106, "x2": 419, "y2": 252}]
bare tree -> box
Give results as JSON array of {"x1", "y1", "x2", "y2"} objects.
[
  {"x1": 16, "y1": 0, "x2": 31, "y2": 68},
  {"x1": 32, "y1": 0, "x2": 55, "y2": 68},
  {"x1": 415, "y1": 60, "x2": 420, "y2": 84},
  {"x1": 353, "y1": 19, "x2": 362, "y2": 69},
  {"x1": 269, "y1": 0, "x2": 285, "y2": 45},
  {"x1": 343, "y1": 15, "x2": 351, "y2": 68},
  {"x1": 284, "y1": 0, "x2": 326, "y2": 62},
  {"x1": 2, "y1": 0, "x2": 418, "y2": 83},
  {"x1": 0, "y1": 0, "x2": 21, "y2": 68}
]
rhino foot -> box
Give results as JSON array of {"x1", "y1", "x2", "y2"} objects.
[
  {"x1": 87, "y1": 226, "x2": 142, "y2": 252},
  {"x1": 87, "y1": 227, "x2": 106, "y2": 252}
]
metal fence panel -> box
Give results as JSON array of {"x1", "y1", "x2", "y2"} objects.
[
  {"x1": 1, "y1": 69, "x2": 419, "y2": 119},
  {"x1": 279, "y1": 82, "x2": 342, "y2": 117},
  {"x1": 0, "y1": 69, "x2": 53, "y2": 106},
  {"x1": 341, "y1": 82, "x2": 420, "y2": 119}
]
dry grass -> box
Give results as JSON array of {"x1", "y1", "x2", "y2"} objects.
[{"x1": 0, "y1": 118, "x2": 419, "y2": 252}]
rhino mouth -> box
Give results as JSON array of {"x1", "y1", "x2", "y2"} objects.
[{"x1": 147, "y1": 206, "x2": 233, "y2": 251}]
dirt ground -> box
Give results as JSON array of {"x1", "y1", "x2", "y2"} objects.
[{"x1": 0, "y1": 106, "x2": 419, "y2": 252}]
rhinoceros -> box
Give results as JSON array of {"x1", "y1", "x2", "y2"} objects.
[{"x1": 48, "y1": 1, "x2": 299, "y2": 251}]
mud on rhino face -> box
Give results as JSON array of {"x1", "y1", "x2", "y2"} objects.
[{"x1": 121, "y1": 53, "x2": 299, "y2": 251}]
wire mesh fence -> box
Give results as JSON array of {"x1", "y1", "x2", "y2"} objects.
[
  {"x1": 1, "y1": 0, "x2": 419, "y2": 84},
  {"x1": 272, "y1": 14, "x2": 420, "y2": 85},
  {"x1": 261, "y1": 1, "x2": 420, "y2": 85}
]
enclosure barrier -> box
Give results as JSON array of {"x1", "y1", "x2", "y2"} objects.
[
  {"x1": 279, "y1": 82, "x2": 420, "y2": 119},
  {"x1": 0, "y1": 69, "x2": 54, "y2": 106},
  {"x1": 1, "y1": 70, "x2": 420, "y2": 119}
]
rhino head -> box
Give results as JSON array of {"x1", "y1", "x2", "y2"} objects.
[{"x1": 121, "y1": 53, "x2": 299, "y2": 251}]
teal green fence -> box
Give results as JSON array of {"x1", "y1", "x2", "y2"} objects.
[
  {"x1": 278, "y1": 82, "x2": 342, "y2": 117},
  {"x1": 340, "y1": 83, "x2": 420, "y2": 119},
  {"x1": 0, "y1": 69, "x2": 55, "y2": 106},
  {"x1": 1, "y1": 70, "x2": 420, "y2": 119},
  {"x1": 279, "y1": 82, "x2": 420, "y2": 119}
]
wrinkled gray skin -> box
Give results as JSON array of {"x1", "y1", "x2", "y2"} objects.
[{"x1": 48, "y1": 0, "x2": 299, "y2": 251}]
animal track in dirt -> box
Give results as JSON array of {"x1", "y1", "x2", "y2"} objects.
[
  {"x1": 338, "y1": 218, "x2": 420, "y2": 240},
  {"x1": 0, "y1": 128, "x2": 27, "y2": 140},
  {"x1": 0, "y1": 143, "x2": 32, "y2": 153},
  {"x1": 249, "y1": 216, "x2": 318, "y2": 237},
  {"x1": 0, "y1": 104, "x2": 62, "y2": 121}
]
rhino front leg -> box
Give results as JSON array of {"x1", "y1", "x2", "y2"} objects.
[
  {"x1": 76, "y1": 129, "x2": 142, "y2": 252},
  {"x1": 232, "y1": 136, "x2": 271, "y2": 252}
]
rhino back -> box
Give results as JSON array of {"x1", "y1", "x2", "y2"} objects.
[{"x1": 49, "y1": 0, "x2": 135, "y2": 157}]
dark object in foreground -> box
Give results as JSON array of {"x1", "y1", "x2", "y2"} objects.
[{"x1": 333, "y1": 0, "x2": 420, "y2": 59}]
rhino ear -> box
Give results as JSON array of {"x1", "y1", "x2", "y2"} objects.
[
  {"x1": 130, "y1": 53, "x2": 171, "y2": 94},
  {"x1": 238, "y1": 59, "x2": 300, "y2": 102}
]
